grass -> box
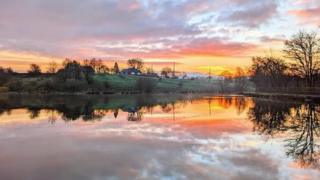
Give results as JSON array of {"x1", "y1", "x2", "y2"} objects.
[
  {"x1": 94, "y1": 74, "x2": 220, "y2": 93},
  {"x1": 1, "y1": 74, "x2": 222, "y2": 94}
]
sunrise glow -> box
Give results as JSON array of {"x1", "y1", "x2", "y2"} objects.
[{"x1": 1, "y1": 0, "x2": 319, "y2": 74}]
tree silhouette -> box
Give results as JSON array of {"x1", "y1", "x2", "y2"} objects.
[
  {"x1": 127, "y1": 58, "x2": 144, "y2": 70},
  {"x1": 47, "y1": 61, "x2": 58, "y2": 74},
  {"x1": 284, "y1": 31, "x2": 320, "y2": 88},
  {"x1": 161, "y1": 67, "x2": 172, "y2": 78},
  {"x1": 113, "y1": 62, "x2": 120, "y2": 74},
  {"x1": 28, "y1": 64, "x2": 41, "y2": 76}
]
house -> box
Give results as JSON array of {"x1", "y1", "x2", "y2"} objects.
[
  {"x1": 120, "y1": 68, "x2": 142, "y2": 76},
  {"x1": 144, "y1": 72, "x2": 159, "y2": 78}
]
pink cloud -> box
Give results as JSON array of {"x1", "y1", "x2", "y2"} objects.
[
  {"x1": 175, "y1": 39, "x2": 257, "y2": 57},
  {"x1": 289, "y1": 7, "x2": 320, "y2": 26}
]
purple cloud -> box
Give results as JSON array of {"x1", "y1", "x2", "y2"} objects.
[
  {"x1": 0, "y1": 0, "x2": 277, "y2": 61},
  {"x1": 217, "y1": 0, "x2": 278, "y2": 28}
]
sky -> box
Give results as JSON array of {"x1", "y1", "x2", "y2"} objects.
[{"x1": 0, "y1": 0, "x2": 319, "y2": 74}]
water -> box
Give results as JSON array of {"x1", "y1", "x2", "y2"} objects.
[{"x1": 0, "y1": 94, "x2": 319, "y2": 180}]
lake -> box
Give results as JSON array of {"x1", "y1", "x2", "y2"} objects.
[{"x1": 0, "y1": 94, "x2": 319, "y2": 180}]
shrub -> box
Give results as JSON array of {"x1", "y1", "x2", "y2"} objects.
[
  {"x1": 0, "y1": 86, "x2": 9, "y2": 93},
  {"x1": 88, "y1": 81, "x2": 105, "y2": 92},
  {"x1": 63, "y1": 79, "x2": 87, "y2": 92},
  {"x1": 25, "y1": 81, "x2": 38, "y2": 92},
  {"x1": 36, "y1": 79, "x2": 55, "y2": 92},
  {"x1": 135, "y1": 78, "x2": 157, "y2": 93},
  {"x1": 104, "y1": 81, "x2": 110, "y2": 89},
  {"x1": 7, "y1": 80, "x2": 23, "y2": 92}
]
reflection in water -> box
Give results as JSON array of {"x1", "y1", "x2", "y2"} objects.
[
  {"x1": 286, "y1": 104, "x2": 320, "y2": 168},
  {"x1": 0, "y1": 95, "x2": 191, "y2": 122},
  {"x1": 248, "y1": 99, "x2": 293, "y2": 136},
  {"x1": 248, "y1": 99, "x2": 320, "y2": 168},
  {"x1": 0, "y1": 95, "x2": 320, "y2": 179},
  {"x1": 0, "y1": 94, "x2": 220, "y2": 122},
  {"x1": 128, "y1": 111, "x2": 143, "y2": 121}
]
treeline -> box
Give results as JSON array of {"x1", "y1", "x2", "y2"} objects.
[
  {"x1": 0, "y1": 59, "x2": 116, "y2": 93},
  {"x1": 250, "y1": 31, "x2": 320, "y2": 93},
  {"x1": 0, "y1": 57, "x2": 180, "y2": 94},
  {"x1": 0, "y1": 58, "x2": 220, "y2": 94}
]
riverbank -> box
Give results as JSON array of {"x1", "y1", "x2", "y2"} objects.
[
  {"x1": 243, "y1": 92, "x2": 320, "y2": 101},
  {"x1": 0, "y1": 74, "x2": 224, "y2": 94}
]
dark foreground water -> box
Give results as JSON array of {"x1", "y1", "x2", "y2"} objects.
[{"x1": 0, "y1": 94, "x2": 319, "y2": 180}]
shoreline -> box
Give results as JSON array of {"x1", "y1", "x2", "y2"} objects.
[
  {"x1": 0, "y1": 91, "x2": 223, "y2": 96},
  {"x1": 0, "y1": 91, "x2": 232, "y2": 97},
  {"x1": 243, "y1": 92, "x2": 320, "y2": 101}
]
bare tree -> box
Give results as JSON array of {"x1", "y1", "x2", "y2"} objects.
[
  {"x1": 284, "y1": 31, "x2": 320, "y2": 87},
  {"x1": 113, "y1": 62, "x2": 120, "y2": 74},
  {"x1": 47, "y1": 61, "x2": 58, "y2": 74},
  {"x1": 28, "y1": 64, "x2": 42, "y2": 76},
  {"x1": 62, "y1": 58, "x2": 72, "y2": 68},
  {"x1": 249, "y1": 56, "x2": 288, "y2": 91},
  {"x1": 234, "y1": 67, "x2": 248, "y2": 92},
  {"x1": 161, "y1": 67, "x2": 172, "y2": 78},
  {"x1": 97, "y1": 65, "x2": 109, "y2": 74},
  {"x1": 219, "y1": 70, "x2": 233, "y2": 92},
  {"x1": 127, "y1": 58, "x2": 144, "y2": 70}
]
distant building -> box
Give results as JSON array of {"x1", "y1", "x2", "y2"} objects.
[
  {"x1": 120, "y1": 68, "x2": 142, "y2": 76},
  {"x1": 144, "y1": 72, "x2": 159, "y2": 78}
]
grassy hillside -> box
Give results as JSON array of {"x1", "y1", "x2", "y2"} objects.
[
  {"x1": 0, "y1": 74, "x2": 222, "y2": 94},
  {"x1": 94, "y1": 74, "x2": 220, "y2": 93}
]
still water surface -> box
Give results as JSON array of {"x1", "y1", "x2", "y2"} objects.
[{"x1": 0, "y1": 94, "x2": 319, "y2": 180}]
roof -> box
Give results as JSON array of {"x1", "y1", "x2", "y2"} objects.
[{"x1": 120, "y1": 68, "x2": 142, "y2": 74}]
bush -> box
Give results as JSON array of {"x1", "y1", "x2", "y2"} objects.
[
  {"x1": 7, "y1": 80, "x2": 23, "y2": 92},
  {"x1": 104, "y1": 81, "x2": 110, "y2": 89},
  {"x1": 135, "y1": 78, "x2": 157, "y2": 93},
  {"x1": 88, "y1": 81, "x2": 105, "y2": 92},
  {"x1": 63, "y1": 79, "x2": 87, "y2": 92},
  {"x1": 0, "y1": 86, "x2": 9, "y2": 93},
  {"x1": 24, "y1": 81, "x2": 38, "y2": 92},
  {"x1": 36, "y1": 79, "x2": 55, "y2": 92}
]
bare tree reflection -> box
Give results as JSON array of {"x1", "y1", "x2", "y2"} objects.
[
  {"x1": 248, "y1": 99, "x2": 292, "y2": 136},
  {"x1": 47, "y1": 109, "x2": 57, "y2": 124},
  {"x1": 128, "y1": 111, "x2": 143, "y2": 121},
  {"x1": 27, "y1": 108, "x2": 41, "y2": 119},
  {"x1": 249, "y1": 99, "x2": 320, "y2": 168},
  {"x1": 113, "y1": 109, "x2": 119, "y2": 119},
  {"x1": 285, "y1": 104, "x2": 320, "y2": 168},
  {"x1": 234, "y1": 96, "x2": 247, "y2": 115},
  {"x1": 161, "y1": 104, "x2": 173, "y2": 113},
  {"x1": 217, "y1": 96, "x2": 233, "y2": 109}
]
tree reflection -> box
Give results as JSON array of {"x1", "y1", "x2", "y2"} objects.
[
  {"x1": 0, "y1": 94, "x2": 200, "y2": 122},
  {"x1": 27, "y1": 108, "x2": 41, "y2": 119},
  {"x1": 249, "y1": 99, "x2": 320, "y2": 168},
  {"x1": 234, "y1": 96, "x2": 248, "y2": 115},
  {"x1": 248, "y1": 99, "x2": 293, "y2": 136},
  {"x1": 127, "y1": 111, "x2": 143, "y2": 121},
  {"x1": 161, "y1": 104, "x2": 173, "y2": 113},
  {"x1": 113, "y1": 109, "x2": 119, "y2": 119},
  {"x1": 285, "y1": 104, "x2": 320, "y2": 168}
]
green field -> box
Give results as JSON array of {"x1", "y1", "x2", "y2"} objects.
[
  {"x1": 0, "y1": 74, "x2": 223, "y2": 94},
  {"x1": 94, "y1": 74, "x2": 220, "y2": 93}
]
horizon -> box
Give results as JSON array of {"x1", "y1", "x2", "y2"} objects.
[
  {"x1": 0, "y1": 0, "x2": 319, "y2": 75},
  {"x1": 1, "y1": 1, "x2": 320, "y2": 179}
]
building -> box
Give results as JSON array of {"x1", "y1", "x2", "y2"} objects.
[{"x1": 120, "y1": 68, "x2": 142, "y2": 76}]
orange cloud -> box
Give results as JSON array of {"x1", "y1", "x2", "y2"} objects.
[{"x1": 176, "y1": 40, "x2": 257, "y2": 57}]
